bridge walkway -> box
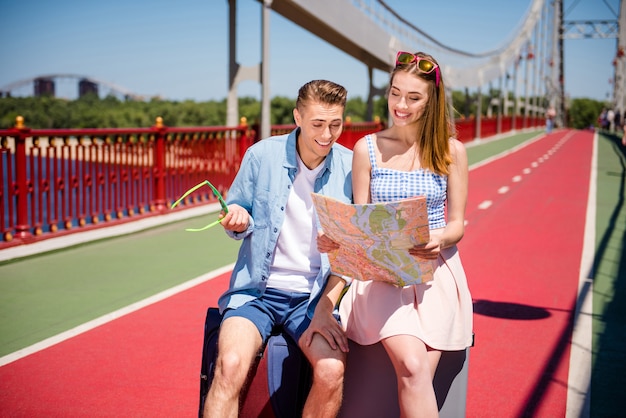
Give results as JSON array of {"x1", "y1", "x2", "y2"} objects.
[{"x1": 1, "y1": 129, "x2": 625, "y2": 417}]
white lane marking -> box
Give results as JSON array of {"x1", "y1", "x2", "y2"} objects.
[
  {"x1": 498, "y1": 186, "x2": 509, "y2": 194},
  {"x1": 478, "y1": 200, "x2": 493, "y2": 209},
  {"x1": 566, "y1": 132, "x2": 595, "y2": 417}
]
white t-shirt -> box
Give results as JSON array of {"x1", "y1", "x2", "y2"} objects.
[{"x1": 266, "y1": 155, "x2": 324, "y2": 293}]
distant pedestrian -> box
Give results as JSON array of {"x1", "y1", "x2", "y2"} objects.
[
  {"x1": 598, "y1": 109, "x2": 608, "y2": 130},
  {"x1": 614, "y1": 110, "x2": 622, "y2": 132},
  {"x1": 546, "y1": 106, "x2": 556, "y2": 133},
  {"x1": 607, "y1": 109, "x2": 616, "y2": 132}
]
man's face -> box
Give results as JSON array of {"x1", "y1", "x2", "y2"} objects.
[{"x1": 293, "y1": 101, "x2": 344, "y2": 169}]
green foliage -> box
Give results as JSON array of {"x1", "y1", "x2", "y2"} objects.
[
  {"x1": 271, "y1": 96, "x2": 296, "y2": 125},
  {"x1": 345, "y1": 97, "x2": 367, "y2": 122},
  {"x1": 373, "y1": 96, "x2": 388, "y2": 122},
  {"x1": 0, "y1": 95, "x2": 233, "y2": 129},
  {"x1": 451, "y1": 90, "x2": 469, "y2": 119},
  {"x1": 568, "y1": 98, "x2": 605, "y2": 130},
  {"x1": 0, "y1": 93, "x2": 608, "y2": 130},
  {"x1": 0, "y1": 95, "x2": 383, "y2": 129},
  {"x1": 238, "y1": 96, "x2": 261, "y2": 125}
]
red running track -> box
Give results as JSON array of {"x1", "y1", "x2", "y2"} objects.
[
  {"x1": 0, "y1": 130, "x2": 594, "y2": 417},
  {"x1": 461, "y1": 130, "x2": 593, "y2": 417}
]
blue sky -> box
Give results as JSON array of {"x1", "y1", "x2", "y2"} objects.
[{"x1": 0, "y1": 0, "x2": 620, "y2": 103}]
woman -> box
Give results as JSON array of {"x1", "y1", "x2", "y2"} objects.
[{"x1": 338, "y1": 51, "x2": 473, "y2": 417}]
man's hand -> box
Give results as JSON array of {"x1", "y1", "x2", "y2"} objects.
[{"x1": 219, "y1": 203, "x2": 249, "y2": 233}]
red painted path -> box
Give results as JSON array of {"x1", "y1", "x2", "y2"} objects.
[{"x1": 462, "y1": 130, "x2": 592, "y2": 417}]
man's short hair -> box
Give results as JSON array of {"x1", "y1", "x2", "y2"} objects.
[{"x1": 296, "y1": 80, "x2": 347, "y2": 111}]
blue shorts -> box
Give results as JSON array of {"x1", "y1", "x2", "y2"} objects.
[{"x1": 223, "y1": 288, "x2": 311, "y2": 345}]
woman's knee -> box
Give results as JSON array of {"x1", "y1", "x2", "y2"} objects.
[{"x1": 395, "y1": 355, "x2": 430, "y2": 381}]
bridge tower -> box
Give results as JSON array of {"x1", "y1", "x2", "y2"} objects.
[
  {"x1": 560, "y1": 0, "x2": 626, "y2": 118},
  {"x1": 225, "y1": 0, "x2": 392, "y2": 137},
  {"x1": 226, "y1": 0, "x2": 271, "y2": 139}
]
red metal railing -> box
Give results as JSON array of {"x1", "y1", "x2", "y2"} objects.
[
  {"x1": 0, "y1": 117, "x2": 254, "y2": 248},
  {"x1": 0, "y1": 114, "x2": 541, "y2": 249},
  {"x1": 454, "y1": 116, "x2": 542, "y2": 142},
  {"x1": 0, "y1": 117, "x2": 384, "y2": 249}
]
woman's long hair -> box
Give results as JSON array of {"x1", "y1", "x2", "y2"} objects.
[{"x1": 390, "y1": 51, "x2": 454, "y2": 175}]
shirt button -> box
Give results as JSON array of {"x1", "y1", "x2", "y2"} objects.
[
  {"x1": 280, "y1": 206, "x2": 284, "y2": 211},
  {"x1": 274, "y1": 228, "x2": 278, "y2": 233},
  {"x1": 266, "y1": 252, "x2": 271, "y2": 258}
]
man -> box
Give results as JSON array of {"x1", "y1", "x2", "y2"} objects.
[{"x1": 204, "y1": 80, "x2": 352, "y2": 418}]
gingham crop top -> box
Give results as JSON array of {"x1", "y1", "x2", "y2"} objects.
[{"x1": 367, "y1": 134, "x2": 447, "y2": 229}]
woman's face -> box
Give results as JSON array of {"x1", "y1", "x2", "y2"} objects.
[{"x1": 387, "y1": 71, "x2": 430, "y2": 127}]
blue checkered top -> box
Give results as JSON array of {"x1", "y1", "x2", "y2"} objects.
[{"x1": 366, "y1": 135, "x2": 447, "y2": 229}]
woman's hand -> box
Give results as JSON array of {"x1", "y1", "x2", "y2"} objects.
[
  {"x1": 409, "y1": 237, "x2": 442, "y2": 260},
  {"x1": 317, "y1": 231, "x2": 340, "y2": 253}
]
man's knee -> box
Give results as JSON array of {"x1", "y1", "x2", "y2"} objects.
[
  {"x1": 213, "y1": 317, "x2": 264, "y2": 388},
  {"x1": 312, "y1": 356, "x2": 345, "y2": 388},
  {"x1": 214, "y1": 350, "x2": 250, "y2": 385},
  {"x1": 300, "y1": 335, "x2": 346, "y2": 383}
]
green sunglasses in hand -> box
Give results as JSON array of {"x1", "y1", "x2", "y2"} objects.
[{"x1": 171, "y1": 180, "x2": 229, "y2": 231}]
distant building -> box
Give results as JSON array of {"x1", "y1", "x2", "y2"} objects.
[
  {"x1": 79, "y1": 79, "x2": 98, "y2": 98},
  {"x1": 34, "y1": 78, "x2": 55, "y2": 97}
]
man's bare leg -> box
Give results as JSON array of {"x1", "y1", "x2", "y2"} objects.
[
  {"x1": 204, "y1": 316, "x2": 263, "y2": 418},
  {"x1": 300, "y1": 332, "x2": 347, "y2": 418}
]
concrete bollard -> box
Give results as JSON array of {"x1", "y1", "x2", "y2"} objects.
[{"x1": 339, "y1": 340, "x2": 470, "y2": 418}]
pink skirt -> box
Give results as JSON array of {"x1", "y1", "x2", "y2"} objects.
[{"x1": 338, "y1": 245, "x2": 473, "y2": 351}]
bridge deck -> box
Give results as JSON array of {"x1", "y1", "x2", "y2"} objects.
[{"x1": 1, "y1": 129, "x2": 625, "y2": 417}]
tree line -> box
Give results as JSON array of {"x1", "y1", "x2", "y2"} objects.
[{"x1": 0, "y1": 91, "x2": 606, "y2": 130}]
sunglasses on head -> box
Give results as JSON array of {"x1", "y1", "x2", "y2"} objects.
[
  {"x1": 395, "y1": 51, "x2": 440, "y2": 87},
  {"x1": 171, "y1": 180, "x2": 229, "y2": 231}
]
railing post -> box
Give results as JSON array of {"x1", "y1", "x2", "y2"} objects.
[
  {"x1": 13, "y1": 116, "x2": 32, "y2": 239},
  {"x1": 151, "y1": 116, "x2": 167, "y2": 212},
  {"x1": 238, "y1": 117, "x2": 252, "y2": 161},
  {"x1": 343, "y1": 116, "x2": 353, "y2": 148}
]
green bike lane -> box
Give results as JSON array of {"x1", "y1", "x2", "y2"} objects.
[
  {"x1": 0, "y1": 129, "x2": 624, "y2": 416},
  {"x1": 0, "y1": 214, "x2": 241, "y2": 356},
  {"x1": 589, "y1": 130, "x2": 626, "y2": 417}
]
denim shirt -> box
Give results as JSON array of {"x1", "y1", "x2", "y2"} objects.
[{"x1": 218, "y1": 128, "x2": 353, "y2": 318}]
